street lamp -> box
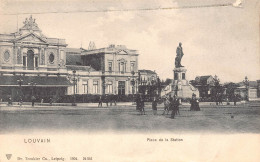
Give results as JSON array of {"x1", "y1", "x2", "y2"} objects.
[
  {"x1": 17, "y1": 77, "x2": 23, "y2": 102},
  {"x1": 28, "y1": 81, "x2": 37, "y2": 96},
  {"x1": 131, "y1": 71, "x2": 135, "y2": 94},
  {"x1": 243, "y1": 76, "x2": 249, "y2": 101},
  {"x1": 72, "y1": 70, "x2": 77, "y2": 106}
]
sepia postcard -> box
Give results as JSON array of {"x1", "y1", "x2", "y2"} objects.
[{"x1": 0, "y1": 0, "x2": 259, "y2": 161}]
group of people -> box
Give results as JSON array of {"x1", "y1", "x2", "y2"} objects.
[
  {"x1": 135, "y1": 94, "x2": 181, "y2": 119},
  {"x1": 162, "y1": 95, "x2": 180, "y2": 119},
  {"x1": 98, "y1": 94, "x2": 117, "y2": 107},
  {"x1": 136, "y1": 93, "x2": 201, "y2": 118}
]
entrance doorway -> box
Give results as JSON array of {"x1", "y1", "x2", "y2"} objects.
[
  {"x1": 27, "y1": 50, "x2": 34, "y2": 70},
  {"x1": 118, "y1": 81, "x2": 125, "y2": 95}
]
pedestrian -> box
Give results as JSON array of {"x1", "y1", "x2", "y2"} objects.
[
  {"x1": 140, "y1": 95, "x2": 145, "y2": 115},
  {"x1": 162, "y1": 97, "x2": 170, "y2": 115},
  {"x1": 152, "y1": 97, "x2": 157, "y2": 115},
  {"x1": 218, "y1": 94, "x2": 223, "y2": 105},
  {"x1": 110, "y1": 95, "x2": 113, "y2": 106},
  {"x1": 170, "y1": 95, "x2": 176, "y2": 119},
  {"x1": 49, "y1": 97, "x2": 53, "y2": 106},
  {"x1": 195, "y1": 97, "x2": 200, "y2": 111},
  {"x1": 105, "y1": 94, "x2": 109, "y2": 107},
  {"x1": 98, "y1": 95, "x2": 103, "y2": 107},
  {"x1": 190, "y1": 94, "x2": 200, "y2": 111},
  {"x1": 19, "y1": 96, "x2": 23, "y2": 107},
  {"x1": 175, "y1": 97, "x2": 180, "y2": 115},
  {"x1": 215, "y1": 93, "x2": 219, "y2": 106},
  {"x1": 136, "y1": 94, "x2": 140, "y2": 111},
  {"x1": 31, "y1": 95, "x2": 36, "y2": 107},
  {"x1": 113, "y1": 95, "x2": 117, "y2": 106},
  {"x1": 8, "y1": 96, "x2": 12, "y2": 106},
  {"x1": 234, "y1": 94, "x2": 237, "y2": 106},
  {"x1": 190, "y1": 93, "x2": 196, "y2": 111}
]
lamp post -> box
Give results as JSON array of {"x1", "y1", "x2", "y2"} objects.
[
  {"x1": 28, "y1": 81, "x2": 37, "y2": 96},
  {"x1": 131, "y1": 71, "x2": 135, "y2": 94},
  {"x1": 243, "y1": 76, "x2": 249, "y2": 101},
  {"x1": 72, "y1": 70, "x2": 77, "y2": 106},
  {"x1": 17, "y1": 77, "x2": 23, "y2": 97},
  {"x1": 151, "y1": 79, "x2": 156, "y2": 99}
]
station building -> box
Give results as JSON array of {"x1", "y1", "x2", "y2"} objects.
[
  {"x1": 0, "y1": 16, "x2": 139, "y2": 101},
  {"x1": 0, "y1": 16, "x2": 70, "y2": 101}
]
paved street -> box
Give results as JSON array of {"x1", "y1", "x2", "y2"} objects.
[{"x1": 0, "y1": 103, "x2": 260, "y2": 134}]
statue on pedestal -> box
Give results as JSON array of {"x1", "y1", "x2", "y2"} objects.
[{"x1": 175, "y1": 42, "x2": 184, "y2": 68}]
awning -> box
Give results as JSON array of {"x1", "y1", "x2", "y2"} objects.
[{"x1": 0, "y1": 75, "x2": 72, "y2": 87}]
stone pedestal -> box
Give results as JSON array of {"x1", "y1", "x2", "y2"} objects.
[{"x1": 172, "y1": 67, "x2": 199, "y2": 98}]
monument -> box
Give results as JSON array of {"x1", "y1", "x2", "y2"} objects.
[{"x1": 171, "y1": 43, "x2": 199, "y2": 98}]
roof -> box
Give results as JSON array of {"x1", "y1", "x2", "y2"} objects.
[
  {"x1": 46, "y1": 38, "x2": 66, "y2": 45},
  {"x1": 195, "y1": 75, "x2": 213, "y2": 85},
  {"x1": 236, "y1": 86, "x2": 257, "y2": 89},
  {"x1": 139, "y1": 70, "x2": 157, "y2": 75},
  {"x1": 65, "y1": 48, "x2": 83, "y2": 54},
  {"x1": 81, "y1": 44, "x2": 138, "y2": 55},
  {"x1": 0, "y1": 16, "x2": 67, "y2": 46},
  {"x1": 66, "y1": 54, "x2": 82, "y2": 65},
  {"x1": 0, "y1": 75, "x2": 72, "y2": 86},
  {"x1": 237, "y1": 81, "x2": 258, "y2": 88},
  {"x1": 66, "y1": 65, "x2": 96, "y2": 72}
]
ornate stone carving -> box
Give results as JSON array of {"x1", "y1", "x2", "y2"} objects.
[{"x1": 21, "y1": 15, "x2": 40, "y2": 31}]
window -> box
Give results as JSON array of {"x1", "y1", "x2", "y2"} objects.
[
  {"x1": 130, "y1": 62, "x2": 135, "y2": 72},
  {"x1": 93, "y1": 81, "x2": 99, "y2": 94},
  {"x1": 23, "y1": 56, "x2": 27, "y2": 66},
  {"x1": 118, "y1": 81, "x2": 125, "y2": 95},
  {"x1": 174, "y1": 72, "x2": 178, "y2": 80},
  {"x1": 60, "y1": 50, "x2": 65, "y2": 61},
  {"x1": 83, "y1": 81, "x2": 88, "y2": 94},
  {"x1": 108, "y1": 62, "x2": 112, "y2": 72},
  {"x1": 4, "y1": 50, "x2": 10, "y2": 62},
  {"x1": 182, "y1": 73, "x2": 185, "y2": 80},
  {"x1": 35, "y1": 57, "x2": 38, "y2": 68},
  {"x1": 107, "y1": 81, "x2": 113, "y2": 94},
  {"x1": 120, "y1": 62, "x2": 124, "y2": 73},
  {"x1": 49, "y1": 53, "x2": 55, "y2": 64}
]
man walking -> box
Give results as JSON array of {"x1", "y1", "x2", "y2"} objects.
[
  {"x1": 31, "y1": 95, "x2": 36, "y2": 107},
  {"x1": 98, "y1": 95, "x2": 103, "y2": 107},
  {"x1": 152, "y1": 97, "x2": 158, "y2": 115},
  {"x1": 162, "y1": 97, "x2": 170, "y2": 115}
]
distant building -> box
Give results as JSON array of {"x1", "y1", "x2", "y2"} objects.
[
  {"x1": 66, "y1": 44, "x2": 139, "y2": 95},
  {"x1": 138, "y1": 70, "x2": 160, "y2": 97},
  {"x1": 138, "y1": 70, "x2": 157, "y2": 86},
  {"x1": 257, "y1": 80, "x2": 260, "y2": 97},
  {"x1": 190, "y1": 75, "x2": 214, "y2": 98},
  {"x1": 234, "y1": 81, "x2": 259, "y2": 100}
]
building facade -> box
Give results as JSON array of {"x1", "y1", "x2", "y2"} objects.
[
  {"x1": 66, "y1": 44, "x2": 139, "y2": 96},
  {"x1": 0, "y1": 16, "x2": 70, "y2": 101},
  {"x1": 0, "y1": 16, "x2": 140, "y2": 102},
  {"x1": 190, "y1": 75, "x2": 215, "y2": 98}
]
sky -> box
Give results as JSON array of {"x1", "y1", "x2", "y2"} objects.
[{"x1": 0, "y1": 0, "x2": 259, "y2": 83}]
